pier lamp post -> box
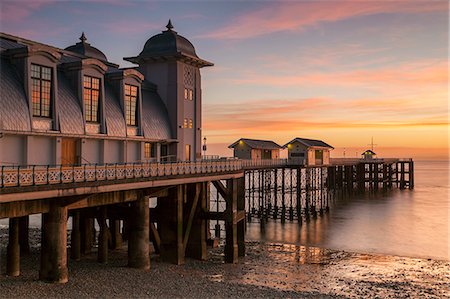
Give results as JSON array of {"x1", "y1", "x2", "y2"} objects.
[{"x1": 202, "y1": 137, "x2": 207, "y2": 158}]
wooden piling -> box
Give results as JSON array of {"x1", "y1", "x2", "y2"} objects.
[
  {"x1": 70, "y1": 211, "x2": 81, "y2": 260},
  {"x1": 128, "y1": 195, "x2": 150, "y2": 270},
  {"x1": 225, "y1": 179, "x2": 238, "y2": 263},
  {"x1": 18, "y1": 216, "x2": 29, "y2": 255},
  {"x1": 39, "y1": 204, "x2": 68, "y2": 283},
  {"x1": 97, "y1": 206, "x2": 109, "y2": 264},
  {"x1": 158, "y1": 186, "x2": 184, "y2": 265},
  {"x1": 6, "y1": 217, "x2": 20, "y2": 277}
]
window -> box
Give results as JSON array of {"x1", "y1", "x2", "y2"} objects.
[
  {"x1": 125, "y1": 84, "x2": 138, "y2": 126},
  {"x1": 83, "y1": 76, "x2": 100, "y2": 122},
  {"x1": 183, "y1": 118, "x2": 188, "y2": 128},
  {"x1": 189, "y1": 119, "x2": 193, "y2": 129},
  {"x1": 144, "y1": 142, "x2": 151, "y2": 159},
  {"x1": 144, "y1": 143, "x2": 156, "y2": 160},
  {"x1": 31, "y1": 64, "x2": 52, "y2": 117},
  {"x1": 184, "y1": 88, "x2": 193, "y2": 101}
]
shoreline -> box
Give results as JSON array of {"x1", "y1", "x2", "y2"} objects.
[{"x1": 1, "y1": 228, "x2": 449, "y2": 298}]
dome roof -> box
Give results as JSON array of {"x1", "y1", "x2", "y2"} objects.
[
  {"x1": 139, "y1": 20, "x2": 198, "y2": 58},
  {"x1": 65, "y1": 32, "x2": 108, "y2": 62}
]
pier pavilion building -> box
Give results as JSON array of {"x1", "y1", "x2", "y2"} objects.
[
  {"x1": 283, "y1": 137, "x2": 334, "y2": 166},
  {"x1": 0, "y1": 20, "x2": 212, "y2": 166},
  {"x1": 229, "y1": 138, "x2": 282, "y2": 160}
]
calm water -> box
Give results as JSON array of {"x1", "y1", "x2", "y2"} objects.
[{"x1": 246, "y1": 160, "x2": 449, "y2": 260}]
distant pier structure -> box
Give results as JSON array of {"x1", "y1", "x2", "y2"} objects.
[
  {"x1": 241, "y1": 158, "x2": 414, "y2": 228},
  {"x1": 0, "y1": 25, "x2": 413, "y2": 283}
]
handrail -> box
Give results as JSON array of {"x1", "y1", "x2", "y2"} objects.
[
  {"x1": 0, "y1": 160, "x2": 243, "y2": 188},
  {"x1": 0, "y1": 158, "x2": 413, "y2": 189}
]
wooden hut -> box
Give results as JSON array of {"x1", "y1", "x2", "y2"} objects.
[
  {"x1": 228, "y1": 138, "x2": 281, "y2": 160},
  {"x1": 283, "y1": 137, "x2": 334, "y2": 166}
]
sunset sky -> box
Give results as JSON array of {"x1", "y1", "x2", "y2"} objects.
[{"x1": 1, "y1": 0, "x2": 448, "y2": 159}]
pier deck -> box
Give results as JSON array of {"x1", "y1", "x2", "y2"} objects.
[{"x1": 0, "y1": 158, "x2": 413, "y2": 283}]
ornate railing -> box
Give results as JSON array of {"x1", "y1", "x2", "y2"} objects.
[
  {"x1": 0, "y1": 160, "x2": 243, "y2": 188},
  {"x1": 241, "y1": 159, "x2": 288, "y2": 168}
]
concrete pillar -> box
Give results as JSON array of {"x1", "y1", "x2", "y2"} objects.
[
  {"x1": 70, "y1": 211, "x2": 81, "y2": 260},
  {"x1": 237, "y1": 177, "x2": 246, "y2": 257},
  {"x1": 18, "y1": 216, "x2": 30, "y2": 255},
  {"x1": 158, "y1": 185, "x2": 184, "y2": 265},
  {"x1": 128, "y1": 195, "x2": 150, "y2": 269},
  {"x1": 39, "y1": 205, "x2": 68, "y2": 283},
  {"x1": 80, "y1": 214, "x2": 95, "y2": 255},
  {"x1": 97, "y1": 207, "x2": 108, "y2": 264},
  {"x1": 7, "y1": 218, "x2": 20, "y2": 277},
  {"x1": 185, "y1": 183, "x2": 207, "y2": 260},
  {"x1": 225, "y1": 179, "x2": 238, "y2": 263},
  {"x1": 110, "y1": 218, "x2": 122, "y2": 250}
]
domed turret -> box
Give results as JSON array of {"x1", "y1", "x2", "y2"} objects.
[
  {"x1": 139, "y1": 20, "x2": 198, "y2": 58},
  {"x1": 125, "y1": 20, "x2": 212, "y2": 67},
  {"x1": 65, "y1": 32, "x2": 108, "y2": 62}
]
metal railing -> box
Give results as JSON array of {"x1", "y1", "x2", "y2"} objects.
[{"x1": 0, "y1": 160, "x2": 243, "y2": 188}]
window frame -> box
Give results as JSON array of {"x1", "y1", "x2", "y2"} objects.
[
  {"x1": 83, "y1": 75, "x2": 101, "y2": 123},
  {"x1": 124, "y1": 83, "x2": 138, "y2": 126},
  {"x1": 31, "y1": 63, "x2": 52, "y2": 118}
]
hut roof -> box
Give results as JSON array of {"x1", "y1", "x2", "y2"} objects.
[
  {"x1": 283, "y1": 137, "x2": 334, "y2": 149},
  {"x1": 228, "y1": 138, "x2": 282, "y2": 150}
]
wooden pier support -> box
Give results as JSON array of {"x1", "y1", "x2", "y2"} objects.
[
  {"x1": 185, "y1": 183, "x2": 207, "y2": 260},
  {"x1": 225, "y1": 179, "x2": 238, "y2": 263},
  {"x1": 97, "y1": 206, "x2": 109, "y2": 264},
  {"x1": 110, "y1": 218, "x2": 122, "y2": 250},
  {"x1": 6, "y1": 217, "x2": 20, "y2": 277},
  {"x1": 128, "y1": 195, "x2": 150, "y2": 270},
  {"x1": 70, "y1": 211, "x2": 81, "y2": 260},
  {"x1": 18, "y1": 216, "x2": 29, "y2": 255},
  {"x1": 158, "y1": 186, "x2": 184, "y2": 265},
  {"x1": 39, "y1": 204, "x2": 68, "y2": 283}
]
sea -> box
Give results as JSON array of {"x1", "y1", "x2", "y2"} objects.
[
  {"x1": 246, "y1": 160, "x2": 449, "y2": 260},
  {"x1": 1, "y1": 160, "x2": 448, "y2": 261}
]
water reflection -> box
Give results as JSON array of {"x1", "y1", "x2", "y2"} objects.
[{"x1": 246, "y1": 161, "x2": 449, "y2": 260}]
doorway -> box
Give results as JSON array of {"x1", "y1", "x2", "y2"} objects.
[
  {"x1": 61, "y1": 138, "x2": 78, "y2": 166},
  {"x1": 185, "y1": 144, "x2": 191, "y2": 161}
]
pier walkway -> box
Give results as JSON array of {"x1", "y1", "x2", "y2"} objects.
[{"x1": 0, "y1": 158, "x2": 413, "y2": 283}]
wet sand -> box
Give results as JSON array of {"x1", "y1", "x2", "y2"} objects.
[{"x1": 0, "y1": 229, "x2": 449, "y2": 298}]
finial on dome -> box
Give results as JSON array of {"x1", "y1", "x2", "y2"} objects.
[
  {"x1": 166, "y1": 19, "x2": 174, "y2": 31},
  {"x1": 79, "y1": 32, "x2": 87, "y2": 43}
]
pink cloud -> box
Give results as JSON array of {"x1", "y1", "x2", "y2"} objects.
[
  {"x1": 1, "y1": 0, "x2": 56, "y2": 23},
  {"x1": 201, "y1": 1, "x2": 447, "y2": 39}
]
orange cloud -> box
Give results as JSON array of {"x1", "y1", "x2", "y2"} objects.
[
  {"x1": 232, "y1": 60, "x2": 448, "y2": 88},
  {"x1": 202, "y1": 1, "x2": 447, "y2": 39}
]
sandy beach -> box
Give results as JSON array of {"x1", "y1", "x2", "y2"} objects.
[{"x1": 0, "y1": 228, "x2": 448, "y2": 298}]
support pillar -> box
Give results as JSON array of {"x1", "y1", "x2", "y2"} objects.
[
  {"x1": 237, "y1": 177, "x2": 246, "y2": 257},
  {"x1": 6, "y1": 218, "x2": 20, "y2": 277},
  {"x1": 110, "y1": 218, "x2": 123, "y2": 250},
  {"x1": 18, "y1": 216, "x2": 29, "y2": 255},
  {"x1": 97, "y1": 206, "x2": 109, "y2": 264},
  {"x1": 128, "y1": 195, "x2": 150, "y2": 269},
  {"x1": 158, "y1": 185, "x2": 184, "y2": 265},
  {"x1": 70, "y1": 211, "x2": 81, "y2": 260},
  {"x1": 185, "y1": 183, "x2": 207, "y2": 260},
  {"x1": 225, "y1": 179, "x2": 238, "y2": 263},
  {"x1": 39, "y1": 204, "x2": 68, "y2": 283}
]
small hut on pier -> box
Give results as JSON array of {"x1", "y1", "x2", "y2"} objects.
[
  {"x1": 228, "y1": 138, "x2": 281, "y2": 160},
  {"x1": 283, "y1": 137, "x2": 334, "y2": 166},
  {"x1": 362, "y1": 149, "x2": 376, "y2": 160}
]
